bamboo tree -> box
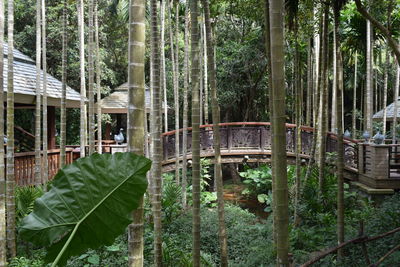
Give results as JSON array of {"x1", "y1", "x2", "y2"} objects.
[
  {"x1": 95, "y1": 0, "x2": 102, "y2": 154},
  {"x1": 160, "y1": 0, "x2": 167, "y2": 132},
  {"x1": 318, "y1": 4, "x2": 329, "y2": 193},
  {"x1": 181, "y1": 0, "x2": 189, "y2": 207},
  {"x1": 190, "y1": 0, "x2": 201, "y2": 265},
  {"x1": 393, "y1": 60, "x2": 399, "y2": 143},
  {"x1": 0, "y1": 0, "x2": 5, "y2": 263},
  {"x1": 366, "y1": 18, "x2": 373, "y2": 135},
  {"x1": 60, "y1": 0, "x2": 67, "y2": 167},
  {"x1": 6, "y1": 0, "x2": 16, "y2": 257},
  {"x1": 383, "y1": 2, "x2": 393, "y2": 137},
  {"x1": 270, "y1": 0, "x2": 288, "y2": 265},
  {"x1": 333, "y1": 2, "x2": 345, "y2": 257},
  {"x1": 203, "y1": 16, "x2": 208, "y2": 124},
  {"x1": 41, "y1": 0, "x2": 48, "y2": 185},
  {"x1": 306, "y1": 38, "x2": 312, "y2": 126},
  {"x1": 34, "y1": 0, "x2": 41, "y2": 185},
  {"x1": 294, "y1": 20, "x2": 302, "y2": 224},
  {"x1": 331, "y1": 28, "x2": 337, "y2": 133},
  {"x1": 88, "y1": 0, "x2": 95, "y2": 154},
  {"x1": 352, "y1": 52, "x2": 358, "y2": 139},
  {"x1": 150, "y1": 0, "x2": 163, "y2": 264},
  {"x1": 78, "y1": 0, "x2": 86, "y2": 158},
  {"x1": 127, "y1": 1, "x2": 146, "y2": 266},
  {"x1": 174, "y1": 0, "x2": 180, "y2": 184},
  {"x1": 203, "y1": 1, "x2": 228, "y2": 265},
  {"x1": 312, "y1": 6, "x2": 320, "y2": 128}
]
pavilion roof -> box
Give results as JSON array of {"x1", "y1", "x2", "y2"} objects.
[
  {"x1": 3, "y1": 43, "x2": 82, "y2": 108},
  {"x1": 373, "y1": 98, "x2": 400, "y2": 121},
  {"x1": 99, "y1": 83, "x2": 167, "y2": 114}
]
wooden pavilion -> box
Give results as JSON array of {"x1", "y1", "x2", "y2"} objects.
[
  {"x1": 3, "y1": 43, "x2": 83, "y2": 184},
  {"x1": 99, "y1": 82, "x2": 167, "y2": 140}
]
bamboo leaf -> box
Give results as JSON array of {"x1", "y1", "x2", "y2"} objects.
[{"x1": 19, "y1": 152, "x2": 150, "y2": 266}]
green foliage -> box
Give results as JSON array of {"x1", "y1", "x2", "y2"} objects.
[
  {"x1": 166, "y1": 204, "x2": 274, "y2": 266},
  {"x1": 162, "y1": 174, "x2": 183, "y2": 225},
  {"x1": 15, "y1": 186, "x2": 44, "y2": 225},
  {"x1": 9, "y1": 257, "x2": 45, "y2": 267},
  {"x1": 19, "y1": 152, "x2": 150, "y2": 266},
  {"x1": 239, "y1": 164, "x2": 272, "y2": 199}
]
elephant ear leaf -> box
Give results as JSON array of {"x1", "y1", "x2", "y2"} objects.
[{"x1": 19, "y1": 152, "x2": 150, "y2": 266}]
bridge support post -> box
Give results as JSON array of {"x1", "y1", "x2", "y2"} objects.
[{"x1": 358, "y1": 144, "x2": 365, "y2": 174}]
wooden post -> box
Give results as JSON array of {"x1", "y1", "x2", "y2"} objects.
[
  {"x1": 105, "y1": 122, "x2": 111, "y2": 140},
  {"x1": 358, "y1": 143, "x2": 365, "y2": 174},
  {"x1": 48, "y1": 106, "x2": 56, "y2": 149}
]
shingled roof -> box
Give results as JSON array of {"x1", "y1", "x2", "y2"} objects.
[
  {"x1": 99, "y1": 83, "x2": 167, "y2": 114},
  {"x1": 3, "y1": 43, "x2": 82, "y2": 108},
  {"x1": 373, "y1": 98, "x2": 400, "y2": 121}
]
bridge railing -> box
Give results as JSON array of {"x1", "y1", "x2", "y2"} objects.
[{"x1": 162, "y1": 122, "x2": 359, "y2": 170}]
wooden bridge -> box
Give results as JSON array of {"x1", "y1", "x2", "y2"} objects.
[
  {"x1": 10, "y1": 122, "x2": 400, "y2": 192},
  {"x1": 162, "y1": 122, "x2": 358, "y2": 178}
]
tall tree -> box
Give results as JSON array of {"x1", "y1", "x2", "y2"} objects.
[
  {"x1": 333, "y1": 0, "x2": 346, "y2": 257},
  {"x1": 203, "y1": 16, "x2": 209, "y2": 125},
  {"x1": 60, "y1": 0, "x2": 67, "y2": 167},
  {"x1": 160, "y1": 0, "x2": 167, "y2": 132},
  {"x1": 0, "y1": 0, "x2": 5, "y2": 263},
  {"x1": 6, "y1": 0, "x2": 16, "y2": 257},
  {"x1": 270, "y1": 0, "x2": 288, "y2": 264},
  {"x1": 95, "y1": 0, "x2": 102, "y2": 154},
  {"x1": 365, "y1": 16, "x2": 373, "y2": 135},
  {"x1": 190, "y1": 0, "x2": 201, "y2": 265},
  {"x1": 127, "y1": 1, "x2": 146, "y2": 266},
  {"x1": 181, "y1": 0, "x2": 189, "y2": 207},
  {"x1": 203, "y1": 0, "x2": 228, "y2": 265},
  {"x1": 306, "y1": 38, "x2": 312, "y2": 126},
  {"x1": 393, "y1": 60, "x2": 399, "y2": 143},
  {"x1": 34, "y1": 0, "x2": 41, "y2": 185},
  {"x1": 174, "y1": 0, "x2": 180, "y2": 184},
  {"x1": 41, "y1": 0, "x2": 48, "y2": 186},
  {"x1": 317, "y1": 4, "x2": 329, "y2": 193},
  {"x1": 88, "y1": 0, "x2": 95, "y2": 154},
  {"x1": 78, "y1": 0, "x2": 87, "y2": 158},
  {"x1": 150, "y1": 0, "x2": 163, "y2": 264},
  {"x1": 352, "y1": 52, "x2": 358, "y2": 139}
]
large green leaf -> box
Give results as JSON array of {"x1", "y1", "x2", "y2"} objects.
[{"x1": 19, "y1": 152, "x2": 150, "y2": 266}]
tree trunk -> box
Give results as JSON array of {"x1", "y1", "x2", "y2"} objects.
[
  {"x1": 150, "y1": 0, "x2": 163, "y2": 265},
  {"x1": 181, "y1": 0, "x2": 189, "y2": 207},
  {"x1": 60, "y1": 0, "x2": 67, "y2": 167},
  {"x1": 312, "y1": 7, "x2": 320, "y2": 128},
  {"x1": 127, "y1": 1, "x2": 146, "y2": 266},
  {"x1": 203, "y1": 2, "x2": 229, "y2": 265},
  {"x1": 270, "y1": 0, "x2": 289, "y2": 265},
  {"x1": 352, "y1": 52, "x2": 358, "y2": 139},
  {"x1": 306, "y1": 38, "x2": 312, "y2": 126},
  {"x1": 334, "y1": 9, "x2": 345, "y2": 258},
  {"x1": 331, "y1": 28, "x2": 337, "y2": 133},
  {"x1": 203, "y1": 17, "x2": 209, "y2": 124},
  {"x1": 160, "y1": 0, "x2": 167, "y2": 132},
  {"x1": 77, "y1": 0, "x2": 86, "y2": 158},
  {"x1": 383, "y1": 45, "x2": 389, "y2": 137},
  {"x1": 174, "y1": 0, "x2": 180, "y2": 184},
  {"x1": 294, "y1": 22, "x2": 302, "y2": 224},
  {"x1": 318, "y1": 5, "x2": 329, "y2": 193},
  {"x1": 41, "y1": 0, "x2": 48, "y2": 186},
  {"x1": 190, "y1": 0, "x2": 201, "y2": 265},
  {"x1": 34, "y1": 0, "x2": 41, "y2": 185},
  {"x1": 95, "y1": 1, "x2": 102, "y2": 154},
  {"x1": 366, "y1": 19, "x2": 373, "y2": 135},
  {"x1": 393, "y1": 60, "x2": 399, "y2": 143},
  {"x1": 88, "y1": 0, "x2": 95, "y2": 154},
  {"x1": 0, "y1": 0, "x2": 5, "y2": 263},
  {"x1": 6, "y1": 0, "x2": 16, "y2": 257}
]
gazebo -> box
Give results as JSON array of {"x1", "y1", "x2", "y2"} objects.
[
  {"x1": 3, "y1": 43, "x2": 84, "y2": 185},
  {"x1": 3, "y1": 43, "x2": 81, "y2": 149},
  {"x1": 99, "y1": 82, "x2": 167, "y2": 140},
  {"x1": 373, "y1": 98, "x2": 400, "y2": 123},
  {"x1": 3, "y1": 43, "x2": 82, "y2": 150}
]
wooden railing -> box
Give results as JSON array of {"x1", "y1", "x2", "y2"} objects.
[
  {"x1": 13, "y1": 148, "x2": 74, "y2": 186},
  {"x1": 162, "y1": 122, "x2": 359, "y2": 170}
]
